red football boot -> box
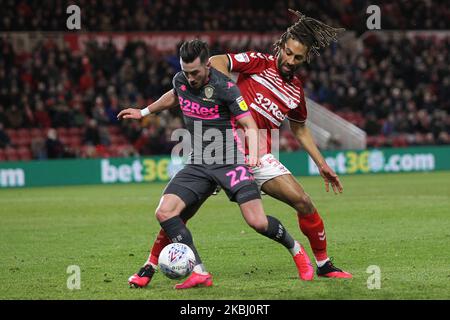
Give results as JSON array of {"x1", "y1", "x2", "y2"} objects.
[
  {"x1": 128, "y1": 265, "x2": 156, "y2": 288},
  {"x1": 174, "y1": 272, "x2": 213, "y2": 289},
  {"x1": 317, "y1": 260, "x2": 352, "y2": 279},
  {"x1": 293, "y1": 243, "x2": 315, "y2": 281}
]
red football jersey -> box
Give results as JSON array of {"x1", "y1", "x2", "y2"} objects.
[{"x1": 227, "y1": 51, "x2": 307, "y2": 154}]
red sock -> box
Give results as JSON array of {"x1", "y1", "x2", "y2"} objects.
[
  {"x1": 298, "y1": 210, "x2": 328, "y2": 262},
  {"x1": 148, "y1": 228, "x2": 172, "y2": 266}
]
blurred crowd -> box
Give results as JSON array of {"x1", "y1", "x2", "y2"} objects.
[
  {"x1": 301, "y1": 32, "x2": 450, "y2": 148},
  {"x1": 1, "y1": 0, "x2": 449, "y2": 33},
  {"x1": 0, "y1": 36, "x2": 184, "y2": 159},
  {"x1": 0, "y1": 1, "x2": 449, "y2": 161},
  {"x1": 1, "y1": 30, "x2": 449, "y2": 161}
]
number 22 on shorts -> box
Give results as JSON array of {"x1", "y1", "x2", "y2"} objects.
[{"x1": 226, "y1": 166, "x2": 251, "y2": 187}]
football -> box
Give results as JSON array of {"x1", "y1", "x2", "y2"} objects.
[{"x1": 158, "y1": 243, "x2": 196, "y2": 279}]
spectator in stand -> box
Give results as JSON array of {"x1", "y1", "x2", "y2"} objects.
[
  {"x1": 0, "y1": 122, "x2": 11, "y2": 148},
  {"x1": 364, "y1": 113, "x2": 381, "y2": 136},
  {"x1": 92, "y1": 96, "x2": 110, "y2": 125},
  {"x1": 83, "y1": 119, "x2": 101, "y2": 146},
  {"x1": 5, "y1": 105, "x2": 24, "y2": 129},
  {"x1": 0, "y1": 8, "x2": 449, "y2": 161},
  {"x1": 99, "y1": 125, "x2": 111, "y2": 147},
  {"x1": 45, "y1": 128, "x2": 65, "y2": 159},
  {"x1": 133, "y1": 128, "x2": 152, "y2": 155},
  {"x1": 22, "y1": 98, "x2": 35, "y2": 128},
  {"x1": 0, "y1": 105, "x2": 7, "y2": 126},
  {"x1": 381, "y1": 114, "x2": 396, "y2": 136},
  {"x1": 437, "y1": 132, "x2": 450, "y2": 145},
  {"x1": 31, "y1": 136, "x2": 47, "y2": 160},
  {"x1": 51, "y1": 96, "x2": 73, "y2": 128},
  {"x1": 2, "y1": 0, "x2": 449, "y2": 32},
  {"x1": 105, "y1": 92, "x2": 121, "y2": 125},
  {"x1": 122, "y1": 120, "x2": 142, "y2": 144},
  {"x1": 72, "y1": 101, "x2": 88, "y2": 128},
  {"x1": 34, "y1": 100, "x2": 52, "y2": 128}
]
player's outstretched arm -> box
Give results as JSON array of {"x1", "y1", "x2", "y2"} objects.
[
  {"x1": 237, "y1": 115, "x2": 261, "y2": 167},
  {"x1": 290, "y1": 121, "x2": 343, "y2": 194},
  {"x1": 117, "y1": 89, "x2": 178, "y2": 120},
  {"x1": 209, "y1": 55, "x2": 231, "y2": 77}
]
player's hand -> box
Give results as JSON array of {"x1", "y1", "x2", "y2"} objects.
[
  {"x1": 319, "y1": 163, "x2": 343, "y2": 194},
  {"x1": 117, "y1": 108, "x2": 142, "y2": 120},
  {"x1": 247, "y1": 155, "x2": 261, "y2": 168}
]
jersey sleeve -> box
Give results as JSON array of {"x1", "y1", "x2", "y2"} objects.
[
  {"x1": 227, "y1": 51, "x2": 271, "y2": 75},
  {"x1": 286, "y1": 95, "x2": 307, "y2": 124},
  {"x1": 172, "y1": 72, "x2": 186, "y2": 96},
  {"x1": 172, "y1": 73, "x2": 179, "y2": 96},
  {"x1": 220, "y1": 80, "x2": 251, "y2": 120}
]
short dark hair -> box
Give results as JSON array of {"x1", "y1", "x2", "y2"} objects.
[{"x1": 179, "y1": 39, "x2": 210, "y2": 64}]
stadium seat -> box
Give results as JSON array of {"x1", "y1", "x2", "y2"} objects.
[
  {"x1": 68, "y1": 127, "x2": 83, "y2": 136},
  {"x1": 59, "y1": 136, "x2": 70, "y2": 145},
  {"x1": 68, "y1": 136, "x2": 82, "y2": 148},
  {"x1": 95, "y1": 145, "x2": 110, "y2": 158},
  {"x1": 17, "y1": 147, "x2": 32, "y2": 161},
  {"x1": 5, "y1": 129, "x2": 18, "y2": 141},
  {"x1": 15, "y1": 136, "x2": 32, "y2": 147},
  {"x1": 107, "y1": 146, "x2": 121, "y2": 158},
  {"x1": 30, "y1": 128, "x2": 45, "y2": 138},
  {"x1": 57, "y1": 128, "x2": 69, "y2": 137},
  {"x1": 110, "y1": 144, "x2": 130, "y2": 157},
  {"x1": 17, "y1": 128, "x2": 31, "y2": 139},
  {"x1": 108, "y1": 126, "x2": 121, "y2": 135},
  {"x1": 5, "y1": 147, "x2": 19, "y2": 161},
  {"x1": 368, "y1": 136, "x2": 377, "y2": 147},
  {"x1": 392, "y1": 135, "x2": 408, "y2": 147},
  {"x1": 80, "y1": 145, "x2": 97, "y2": 158},
  {"x1": 110, "y1": 134, "x2": 128, "y2": 145}
]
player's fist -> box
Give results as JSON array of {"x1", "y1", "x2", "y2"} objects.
[{"x1": 117, "y1": 108, "x2": 142, "y2": 120}]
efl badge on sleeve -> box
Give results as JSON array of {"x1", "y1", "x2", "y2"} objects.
[{"x1": 236, "y1": 96, "x2": 248, "y2": 111}]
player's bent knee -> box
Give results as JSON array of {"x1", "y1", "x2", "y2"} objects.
[
  {"x1": 294, "y1": 193, "x2": 315, "y2": 214},
  {"x1": 155, "y1": 207, "x2": 178, "y2": 222},
  {"x1": 252, "y1": 222, "x2": 268, "y2": 233},
  {"x1": 246, "y1": 216, "x2": 268, "y2": 233}
]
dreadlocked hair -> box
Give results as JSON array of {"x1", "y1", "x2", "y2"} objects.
[{"x1": 274, "y1": 9, "x2": 345, "y2": 63}]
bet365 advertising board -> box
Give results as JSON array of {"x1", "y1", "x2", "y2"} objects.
[{"x1": 1, "y1": 146, "x2": 449, "y2": 188}]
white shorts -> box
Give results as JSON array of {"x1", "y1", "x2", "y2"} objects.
[{"x1": 251, "y1": 153, "x2": 292, "y2": 189}]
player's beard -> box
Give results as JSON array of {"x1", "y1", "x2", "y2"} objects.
[
  {"x1": 190, "y1": 72, "x2": 209, "y2": 89},
  {"x1": 277, "y1": 57, "x2": 301, "y2": 81}
]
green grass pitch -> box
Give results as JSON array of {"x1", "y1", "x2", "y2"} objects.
[{"x1": 1, "y1": 172, "x2": 449, "y2": 300}]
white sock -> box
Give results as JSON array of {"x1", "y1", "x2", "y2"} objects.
[
  {"x1": 316, "y1": 258, "x2": 330, "y2": 268},
  {"x1": 289, "y1": 241, "x2": 302, "y2": 256},
  {"x1": 193, "y1": 264, "x2": 208, "y2": 275}
]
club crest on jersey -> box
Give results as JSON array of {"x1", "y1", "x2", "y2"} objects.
[
  {"x1": 234, "y1": 53, "x2": 249, "y2": 63},
  {"x1": 288, "y1": 98, "x2": 297, "y2": 109},
  {"x1": 236, "y1": 96, "x2": 248, "y2": 111},
  {"x1": 204, "y1": 86, "x2": 214, "y2": 99}
]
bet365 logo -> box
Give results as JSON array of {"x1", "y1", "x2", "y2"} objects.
[{"x1": 101, "y1": 159, "x2": 170, "y2": 183}]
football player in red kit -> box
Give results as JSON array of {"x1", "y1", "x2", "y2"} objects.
[{"x1": 209, "y1": 10, "x2": 351, "y2": 279}]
